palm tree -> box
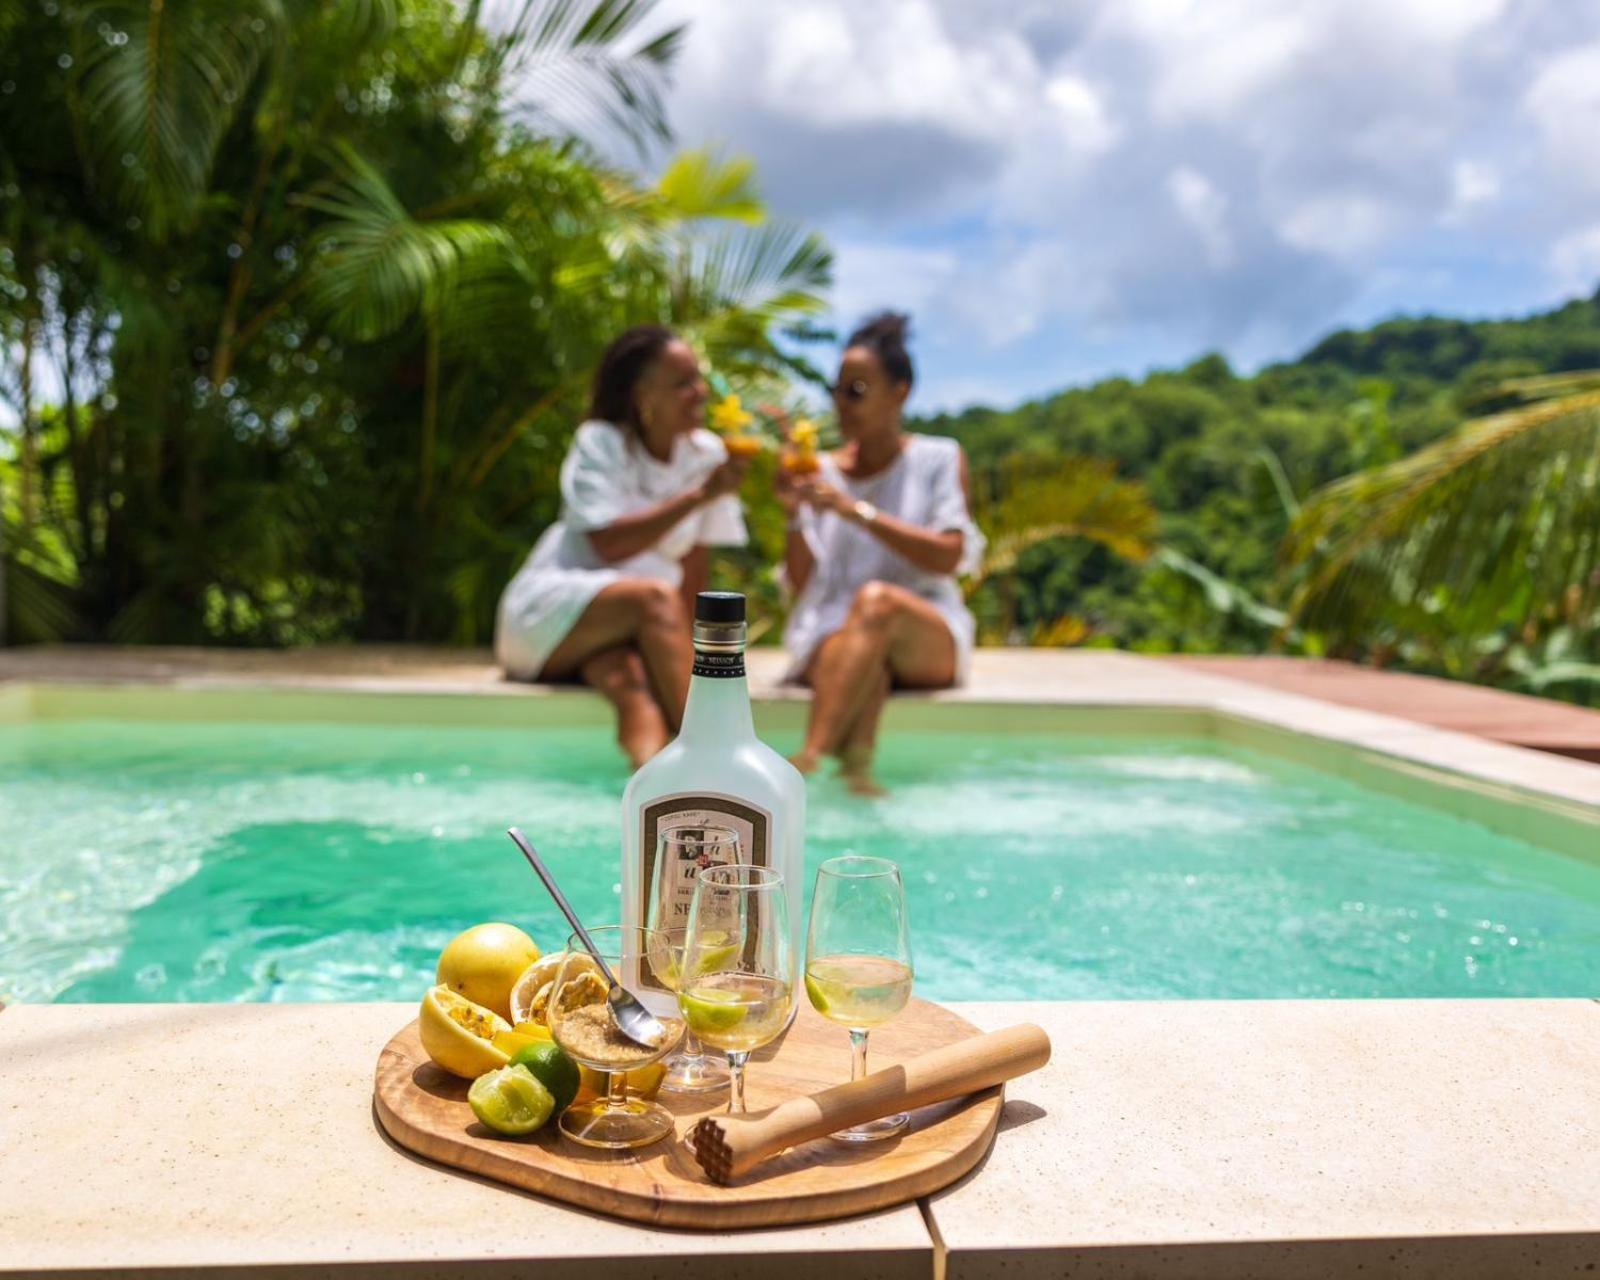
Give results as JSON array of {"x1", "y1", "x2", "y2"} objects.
[
  {"x1": 967, "y1": 456, "x2": 1159, "y2": 642},
  {"x1": 1281, "y1": 371, "x2": 1600, "y2": 683},
  {"x1": 2, "y1": 0, "x2": 833, "y2": 644}
]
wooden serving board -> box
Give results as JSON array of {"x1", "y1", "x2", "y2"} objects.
[{"x1": 373, "y1": 997, "x2": 1002, "y2": 1229}]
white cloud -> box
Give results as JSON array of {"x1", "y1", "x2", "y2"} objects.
[
  {"x1": 1044, "y1": 75, "x2": 1118, "y2": 156},
  {"x1": 642, "y1": 0, "x2": 1600, "y2": 408},
  {"x1": 1278, "y1": 193, "x2": 1396, "y2": 259},
  {"x1": 1447, "y1": 160, "x2": 1500, "y2": 217},
  {"x1": 1168, "y1": 167, "x2": 1234, "y2": 268},
  {"x1": 828, "y1": 240, "x2": 961, "y2": 333},
  {"x1": 1550, "y1": 226, "x2": 1600, "y2": 296},
  {"x1": 1525, "y1": 43, "x2": 1600, "y2": 190},
  {"x1": 1143, "y1": 9, "x2": 1311, "y2": 124}
]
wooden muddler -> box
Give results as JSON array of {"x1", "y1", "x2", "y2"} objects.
[{"x1": 691, "y1": 1023, "x2": 1051, "y2": 1184}]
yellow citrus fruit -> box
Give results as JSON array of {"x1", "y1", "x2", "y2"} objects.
[
  {"x1": 508, "y1": 951, "x2": 602, "y2": 1026},
  {"x1": 419, "y1": 984, "x2": 514, "y2": 1079},
  {"x1": 492, "y1": 1024, "x2": 553, "y2": 1059},
  {"x1": 436, "y1": 923, "x2": 541, "y2": 1020}
]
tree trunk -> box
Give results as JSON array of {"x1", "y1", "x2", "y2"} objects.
[{"x1": 18, "y1": 309, "x2": 37, "y2": 531}]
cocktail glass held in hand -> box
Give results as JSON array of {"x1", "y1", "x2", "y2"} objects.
[
  {"x1": 805, "y1": 855, "x2": 914, "y2": 1141},
  {"x1": 546, "y1": 927, "x2": 684, "y2": 1150},
  {"x1": 650, "y1": 824, "x2": 740, "y2": 1094},
  {"x1": 678, "y1": 865, "x2": 794, "y2": 1115}
]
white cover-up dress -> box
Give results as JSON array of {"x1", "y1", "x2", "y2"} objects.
[
  {"x1": 783, "y1": 433, "x2": 985, "y2": 684},
  {"x1": 495, "y1": 420, "x2": 747, "y2": 679}
]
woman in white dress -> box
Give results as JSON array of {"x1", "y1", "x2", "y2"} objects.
[
  {"x1": 778, "y1": 313, "x2": 984, "y2": 792},
  {"x1": 495, "y1": 326, "x2": 749, "y2": 766}
]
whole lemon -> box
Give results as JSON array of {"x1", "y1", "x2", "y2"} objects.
[{"x1": 436, "y1": 923, "x2": 541, "y2": 1020}]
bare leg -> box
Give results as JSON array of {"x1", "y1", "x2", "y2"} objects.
[
  {"x1": 792, "y1": 581, "x2": 956, "y2": 772},
  {"x1": 838, "y1": 668, "x2": 891, "y2": 796},
  {"x1": 540, "y1": 579, "x2": 693, "y2": 749},
  {"x1": 581, "y1": 647, "x2": 670, "y2": 767}
]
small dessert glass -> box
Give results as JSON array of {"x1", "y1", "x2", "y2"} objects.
[{"x1": 546, "y1": 927, "x2": 684, "y2": 1150}]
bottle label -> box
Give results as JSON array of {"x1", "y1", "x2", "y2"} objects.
[
  {"x1": 638, "y1": 791, "x2": 771, "y2": 996},
  {"x1": 691, "y1": 649, "x2": 745, "y2": 679}
]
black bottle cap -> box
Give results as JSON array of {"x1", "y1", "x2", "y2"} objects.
[{"x1": 695, "y1": 591, "x2": 746, "y2": 623}]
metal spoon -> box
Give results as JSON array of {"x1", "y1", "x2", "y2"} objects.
[{"x1": 506, "y1": 827, "x2": 670, "y2": 1050}]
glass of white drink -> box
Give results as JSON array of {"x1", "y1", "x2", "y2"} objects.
[
  {"x1": 650, "y1": 824, "x2": 740, "y2": 1093},
  {"x1": 804, "y1": 855, "x2": 914, "y2": 1141},
  {"x1": 678, "y1": 864, "x2": 794, "y2": 1115}
]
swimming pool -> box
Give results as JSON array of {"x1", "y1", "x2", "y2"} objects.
[{"x1": 2, "y1": 689, "x2": 1598, "y2": 1005}]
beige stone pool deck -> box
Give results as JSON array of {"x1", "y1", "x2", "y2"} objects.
[{"x1": 2, "y1": 644, "x2": 1599, "y2": 1277}]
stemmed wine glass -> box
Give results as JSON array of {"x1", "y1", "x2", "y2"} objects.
[
  {"x1": 804, "y1": 855, "x2": 914, "y2": 1141},
  {"x1": 678, "y1": 864, "x2": 794, "y2": 1115},
  {"x1": 649, "y1": 824, "x2": 739, "y2": 1093}
]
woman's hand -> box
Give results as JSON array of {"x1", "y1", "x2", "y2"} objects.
[
  {"x1": 774, "y1": 467, "x2": 806, "y2": 516},
  {"x1": 800, "y1": 479, "x2": 856, "y2": 520},
  {"x1": 699, "y1": 455, "x2": 749, "y2": 502}
]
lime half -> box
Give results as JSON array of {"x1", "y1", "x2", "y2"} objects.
[
  {"x1": 682, "y1": 988, "x2": 747, "y2": 1034},
  {"x1": 468, "y1": 1064, "x2": 555, "y2": 1136},
  {"x1": 510, "y1": 1041, "x2": 582, "y2": 1116}
]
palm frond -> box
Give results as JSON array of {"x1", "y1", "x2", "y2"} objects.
[
  {"x1": 1, "y1": 547, "x2": 81, "y2": 643},
  {"x1": 487, "y1": 0, "x2": 683, "y2": 150},
  {"x1": 672, "y1": 223, "x2": 832, "y2": 376},
  {"x1": 1151, "y1": 548, "x2": 1289, "y2": 631},
  {"x1": 69, "y1": 0, "x2": 284, "y2": 236},
  {"x1": 1283, "y1": 383, "x2": 1600, "y2": 652},
  {"x1": 971, "y1": 456, "x2": 1159, "y2": 583},
  {"x1": 297, "y1": 145, "x2": 519, "y2": 341},
  {"x1": 655, "y1": 148, "x2": 764, "y2": 223},
  {"x1": 1464, "y1": 369, "x2": 1600, "y2": 410}
]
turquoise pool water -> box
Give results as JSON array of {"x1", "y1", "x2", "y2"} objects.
[{"x1": 2, "y1": 717, "x2": 1598, "y2": 1004}]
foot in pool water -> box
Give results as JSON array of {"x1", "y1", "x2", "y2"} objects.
[
  {"x1": 842, "y1": 767, "x2": 888, "y2": 798},
  {"x1": 838, "y1": 747, "x2": 887, "y2": 797}
]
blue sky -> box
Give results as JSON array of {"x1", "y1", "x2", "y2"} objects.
[{"x1": 647, "y1": 0, "x2": 1600, "y2": 412}]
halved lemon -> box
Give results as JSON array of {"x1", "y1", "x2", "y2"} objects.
[{"x1": 419, "y1": 984, "x2": 515, "y2": 1078}]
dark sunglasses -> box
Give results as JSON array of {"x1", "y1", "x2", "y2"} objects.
[{"x1": 830, "y1": 378, "x2": 870, "y2": 402}]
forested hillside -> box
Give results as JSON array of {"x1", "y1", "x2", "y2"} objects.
[{"x1": 927, "y1": 289, "x2": 1600, "y2": 668}]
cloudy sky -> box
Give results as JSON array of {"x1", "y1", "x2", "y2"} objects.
[{"x1": 640, "y1": 0, "x2": 1600, "y2": 412}]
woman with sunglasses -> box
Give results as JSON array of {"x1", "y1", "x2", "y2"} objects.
[
  {"x1": 495, "y1": 326, "x2": 749, "y2": 766},
  {"x1": 777, "y1": 312, "x2": 984, "y2": 793}
]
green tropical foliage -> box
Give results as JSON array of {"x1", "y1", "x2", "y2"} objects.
[
  {"x1": 4, "y1": 0, "x2": 1599, "y2": 708},
  {"x1": 1284, "y1": 370, "x2": 1600, "y2": 686},
  {"x1": 927, "y1": 289, "x2": 1600, "y2": 697},
  {"x1": 0, "y1": 0, "x2": 829, "y2": 645}
]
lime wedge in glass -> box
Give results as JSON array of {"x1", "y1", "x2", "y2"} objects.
[{"x1": 681, "y1": 988, "x2": 748, "y2": 1034}]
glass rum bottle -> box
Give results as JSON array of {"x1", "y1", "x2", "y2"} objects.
[{"x1": 621, "y1": 592, "x2": 806, "y2": 1016}]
